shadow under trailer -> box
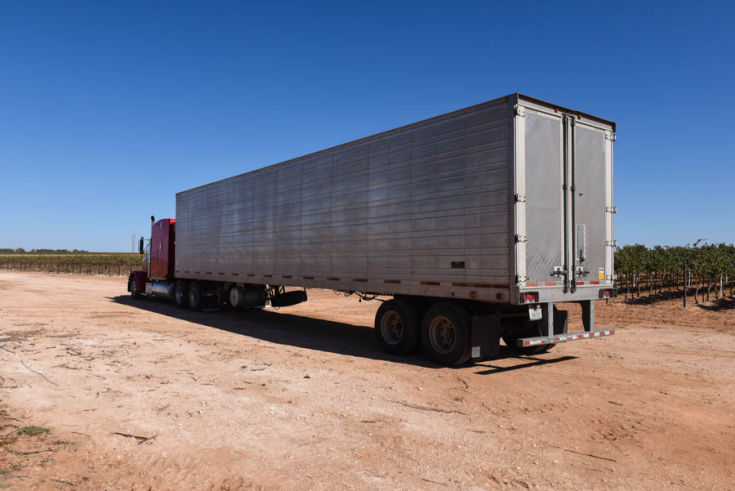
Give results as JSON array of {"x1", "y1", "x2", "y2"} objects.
[{"x1": 128, "y1": 93, "x2": 616, "y2": 366}]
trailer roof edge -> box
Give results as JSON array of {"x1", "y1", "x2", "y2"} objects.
[
  {"x1": 515, "y1": 93, "x2": 616, "y2": 131},
  {"x1": 177, "y1": 93, "x2": 616, "y2": 196}
]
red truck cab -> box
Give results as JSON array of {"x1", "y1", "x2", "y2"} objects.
[{"x1": 128, "y1": 218, "x2": 175, "y2": 297}]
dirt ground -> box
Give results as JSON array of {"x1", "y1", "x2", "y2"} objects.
[{"x1": 0, "y1": 271, "x2": 734, "y2": 489}]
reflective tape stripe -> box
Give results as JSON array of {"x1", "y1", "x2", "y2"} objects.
[
  {"x1": 517, "y1": 329, "x2": 614, "y2": 347},
  {"x1": 452, "y1": 282, "x2": 509, "y2": 289}
]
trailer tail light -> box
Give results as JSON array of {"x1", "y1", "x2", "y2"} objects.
[
  {"x1": 598, "y1": 288, "x2": 616, "y2": 299},
  {"x1": 520, "y1": 292, "x2": 539, "y2": 304}
]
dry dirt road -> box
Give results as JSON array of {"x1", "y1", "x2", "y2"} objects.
[{"x1": 0, "y1": 271, "x2": 734, "y2": 489}]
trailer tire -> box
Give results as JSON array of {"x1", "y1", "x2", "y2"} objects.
[
  {"x1": 421, "y1": 302, "x2": 471, "y2": 366},
  {"x1": 374, "y1": 299, "x2": 420, "y2": 355},
  {"x1": 188, "y1": 281, "x2": 204, "y2": 311},
  {"x1": 128, "y1": 274, "x2": 141, "y2": 299},
  {"x1": 174, "y1": 281, "x2": 188, "y2": 308}
]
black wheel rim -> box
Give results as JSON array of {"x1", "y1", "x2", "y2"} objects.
[
  {"x1": 428, "y1": 315, "x2": 456, "y2": 355},
  {"x1": 380, "y1": 310, "x2": 403, "y2": 345}
]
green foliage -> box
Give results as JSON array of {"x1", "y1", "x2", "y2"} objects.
[
  {"x1": 0, "y1": 248, "x2": 90, "y2": 254},
  {"x1": 615, "y1": 242, "x2": 735, "y2": 277},
  {"x1": 0, "y1": 252, "x2": 143, "y2": 274},
  {"x1": 17, "y1": 425, "x2": 50, "y2": 436},
  {"x1": 0, "y1": 463, "x2": 22, "y2": 477}
]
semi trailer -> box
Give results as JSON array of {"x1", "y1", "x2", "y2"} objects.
[{"x1": 128, "y1": 93, "x2": 616, "y2": 366}]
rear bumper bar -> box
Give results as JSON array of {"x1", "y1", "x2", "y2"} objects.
[{"x1": 517, "y1": 329, "x2": 614, "y2": 348}]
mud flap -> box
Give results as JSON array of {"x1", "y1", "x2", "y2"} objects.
[{"x1": 470, "y1": 315, "x2": 502, "y2": 360}]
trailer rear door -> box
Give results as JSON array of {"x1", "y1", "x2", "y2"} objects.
[
  {"x1": 572, "y1": 119, "x2": 609, "y2": 286},
  {"x1": 517, "y1": 107, "x2": 565, "y2": 287},
  {"x1": 514, "y1": 101, "x2": 614, "y2": 296}
]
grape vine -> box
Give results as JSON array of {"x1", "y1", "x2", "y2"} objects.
[{"x1": 615, "y1": 242, "x2": 735, "y2": 304}]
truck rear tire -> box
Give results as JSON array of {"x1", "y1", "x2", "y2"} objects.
[
  {"x1": 421, "y1": 302, "x2": 471, "y2": 366},
  {"x1": 374, "y1": 299, "x2": 420, "y2": 355},
  {"x1": 128, "y1": 274, "x2": 141, "y2": 299},
  {"x1": 174, "y1": 281, "x2": 188, "y2": 308},
  {"x1": 188, "y1": 281, "x2": 204, "y2": 311}
]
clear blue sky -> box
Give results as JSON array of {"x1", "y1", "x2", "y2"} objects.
[{"x1": 1, "y1": 1, "x2": 733, "y2": 251}]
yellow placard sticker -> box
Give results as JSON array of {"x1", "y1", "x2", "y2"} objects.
[{"x1": 598, "y1": 270, "x2": 605, "y2": 280}]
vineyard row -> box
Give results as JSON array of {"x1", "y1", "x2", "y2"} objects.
[
  {"x1": 615, "y1": 243, "x2": 735, "y2": 305},
  {"x1": 0, "y1": 261, "x2": 136, "y2": 276}
]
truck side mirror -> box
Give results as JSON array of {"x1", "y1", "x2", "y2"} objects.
[{"x1": 139, "y1": 237, "x2": 145, "y2": 254}]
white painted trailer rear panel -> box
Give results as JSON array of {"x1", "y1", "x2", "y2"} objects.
[{"x1": 175, "y1": 93, "x2": 615, "y2": 305}]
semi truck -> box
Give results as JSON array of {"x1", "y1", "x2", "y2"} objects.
[{"x1": 128, "y1": 93, "x2": 616, "y2": 366}]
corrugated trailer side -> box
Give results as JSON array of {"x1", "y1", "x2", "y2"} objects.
[
  {"x1": 175, "y1": 95, "x2": 514, "y2": 303},
  {"x1": 129, "y1": 92, "x2": 616, "y2": 366}
]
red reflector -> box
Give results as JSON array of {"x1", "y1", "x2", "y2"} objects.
[
  {"x1": 528, "y1": 293, "x2": 534, "y2": 302},
  {"x1": 524, "y1": 341, "x2": 530, "y2": 346}
]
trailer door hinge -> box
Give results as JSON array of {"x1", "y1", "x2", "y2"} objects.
[
  {"x1": 605, "y1": 131, "x2": 617, "y2": 141},
  {"x1": 515, "y1": 275, "x2": 528, "y2": 284},
  {"x1": 606, "y1": 206, "x2": 617, "y2": 214},
  {"x1": 606, "y1": 240, "x2": 618, "y2": 247},
  {"x1": 514, "y1": 105, "x2": 526, "y2": 117},
  {"x1": 515, "y1": 234, "x2": 527, "y2": 243},
  {"x1": 514, "y1": 193, "x2": 526, "y2": 203}
]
